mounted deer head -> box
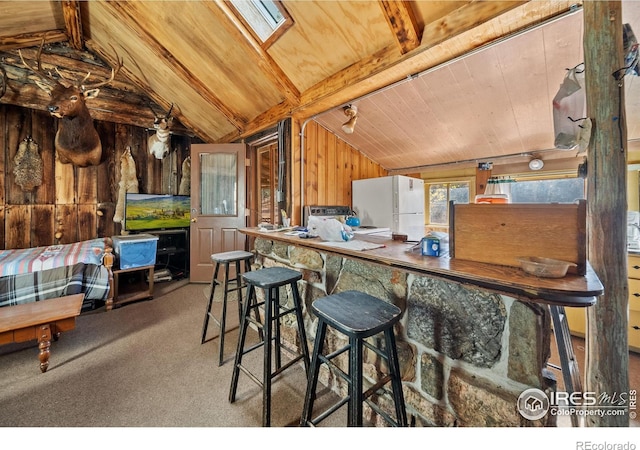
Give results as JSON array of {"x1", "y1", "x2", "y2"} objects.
[
  {"x1": 19, "y1": 38, "x2": 123, "y2": 167},
  {"x1": 148, "y1": 103, "x2": 174, "y2": 159}
]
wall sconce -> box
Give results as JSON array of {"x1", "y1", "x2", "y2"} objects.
[{"x1": 341, "y1": 105, "x2": 358, "y2": 134}]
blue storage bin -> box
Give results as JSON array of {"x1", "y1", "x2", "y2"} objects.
[{"x1": 112, "y1": 234, "x2": 159, "y2": 269}]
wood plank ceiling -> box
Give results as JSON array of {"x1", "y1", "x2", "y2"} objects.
[{"x1": 0, "y1": 1, "x2": 638, "y2": 172}]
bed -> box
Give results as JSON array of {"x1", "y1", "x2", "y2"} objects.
[{"x1": 0, "y1": 238, "x2": 114, "y2": 310}]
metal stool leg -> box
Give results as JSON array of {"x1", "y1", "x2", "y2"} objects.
[
  {"x1": 201, "y1": 262, "x2": 221, "y2": 344},
  {"x1": 291, "y1": 282, "x2": 310, "y2": 374},
  {"x1": 384, "y1": 327, "x2": 408, "y2": 426},
  {"x1": 263, "y1": 286, "x2": 274, "y2": 427},
  {"x1": 235, "y1": 259, "x2": 244, "y2": 325},
  {"x1": 273, "y1": 286, "x2": 282, "y2": 371},
  {"x1": 229, "y1": 284, "x2": 255, "y2": 403},
  {"x1": 217, "y1": 262, "x2": 231, "y2": 366},
  {"x1": 300, "y1": 319, "x2": 327, "y2": 426},
  {"x1": 349, "y1": 335, "x2": 363, "y2": 427},
  {"x1": 550, "y1": 304, "x2": 583, "y2": 427}
]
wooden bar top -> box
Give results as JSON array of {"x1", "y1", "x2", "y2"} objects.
[{"x1": 241, "y1": 228, "x2": 603, "y2": 308}]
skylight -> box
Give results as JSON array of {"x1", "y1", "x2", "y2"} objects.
[{"x1": 229, "y1": 0, "x2": 292, "y2": 48}]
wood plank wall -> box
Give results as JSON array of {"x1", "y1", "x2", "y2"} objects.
[
  {"x1": 0, "y1": 104, "x2": 191, "y2": 250},
  {"x1": 295, "y1": 120, "x2": 387, "y2": 219}
]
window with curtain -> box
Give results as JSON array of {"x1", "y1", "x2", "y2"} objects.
[{"x1": 200, "y1": 152, "x2": 237, "y2": 215}]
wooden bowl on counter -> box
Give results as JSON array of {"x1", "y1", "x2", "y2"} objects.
[{"x1": 517, "y1": 256, "x2": 577, "y2": 278}]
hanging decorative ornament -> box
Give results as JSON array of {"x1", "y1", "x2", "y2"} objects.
[
  {"x1": 13, "y1": 136, "x2": 43, "y2": 192},
  {"x1": 178, "y1": 156, "x2": 191, "y2": 195},
  {"x1": 113, "y1": 147, "x2": 139, "y2": 226}
]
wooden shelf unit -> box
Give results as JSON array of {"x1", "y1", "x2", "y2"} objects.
[{"x1": 107, "y1": 265, "x2": 155, "y2": 311}]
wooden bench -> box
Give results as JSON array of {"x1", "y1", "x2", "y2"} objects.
[{"x1": 0, "y1": 294, "x2": 84, "y2": 373}]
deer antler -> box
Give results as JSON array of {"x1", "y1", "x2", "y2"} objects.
[
  {"x1": 81, "y1": 44, "x2": 123, "y2": 90},
  {"x1": 18, "y1": 36, "x2": 60, "y2": 85}
]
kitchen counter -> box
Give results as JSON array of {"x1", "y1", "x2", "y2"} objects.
[
  {"x1": 241, "y1": 226, "x2": 601, "y2": 426},
  {"x1": 241, "y1": 227, "x2": 603, "y2": 307}
]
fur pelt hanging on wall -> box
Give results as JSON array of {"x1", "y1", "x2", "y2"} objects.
[
  {"x1": 178, "y1": 156, "x2": 191, "y2": 195},
  {"x1": 13, "y1": 136, "x2": 43, "y2": 192},
  {"x1": 113, "y1": 147, "x2": 139, "y2": 223}
]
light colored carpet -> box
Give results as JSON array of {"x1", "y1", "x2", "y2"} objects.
[{"x1": 0, "y1": 281, "x2": 344, "y2": 428}]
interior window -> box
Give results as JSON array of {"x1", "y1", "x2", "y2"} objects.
[
  {"x1": 428, "y1": 182, "x2": 470, "y2": 225},
  {"x1": 509, "y1": 177, "x2": 585, "y2": 203}
]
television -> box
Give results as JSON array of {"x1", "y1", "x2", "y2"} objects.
[{"x1": 124, "y1": 193, "x2": 191, "y2": 231}]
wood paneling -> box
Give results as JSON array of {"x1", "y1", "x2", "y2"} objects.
[
  {"x1": 450, "y1": 201, "x2": 586, "y2": 275},
  {"x1": 32, "y1": 110, "x2": 56, "y2": 205},
  {"x1": 31, "y1": 205, "x2": 54, "y2": 247},
  {"x1": 300, "y1": 121, "x2": 387, "y2": 214},
  {"x1": 1, "y1": 104, "x2": 191, "y2": 250},
  {"x1": 77, "y1": 204, "x2": 97, "y2": 242},
  {"x1": 6, "y1": 205, "x2": 29, "y2": 249}
]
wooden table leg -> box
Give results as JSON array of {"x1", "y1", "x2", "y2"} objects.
[{"x1": 37, "y1": 324, "x2": 52, "y2": 373}]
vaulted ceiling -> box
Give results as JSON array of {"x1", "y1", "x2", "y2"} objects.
[{"x1": 0, "y1": 1, "x2": 638, "y2": 172}]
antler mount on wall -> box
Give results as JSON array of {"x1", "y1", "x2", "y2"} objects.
[{"x1": 18, "y1": 37, "x2": 123, "y2": 167}]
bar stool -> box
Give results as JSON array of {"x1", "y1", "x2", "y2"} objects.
[
  {"x1": 228, "y1": 266, "x2": 311, "y2": 427},
  {"x1": 201, "y1": 250, "x2": 253, "y2": 366},
  {"x1": 300, "y1": 290, "x2": 407, "y2": 427}
]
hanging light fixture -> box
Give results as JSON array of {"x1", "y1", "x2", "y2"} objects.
[{"x1": 341, "y1": 105, "x2": 358, "y2": 134}]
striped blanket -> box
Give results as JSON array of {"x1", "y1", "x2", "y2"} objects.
[
  {"x1": 0, "y1": 239, "x2": 111, "y2": 308},
  {"x1": 0, "y1": 238, "x2": 107, "y2": 277},
  {"x1": 0, "y1": 264, "x2": 110, "y2": 308}
]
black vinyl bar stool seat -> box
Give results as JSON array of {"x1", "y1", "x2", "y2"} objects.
[
  {"x1": 301, "y1": 290, "x2": 408, "y2": 427},
  {"x1": 229, "y1": 266, "x2": 311, "y2": 427},
  {"x1": 201, "y1": 250, "x2": 254, "y2": 366}
]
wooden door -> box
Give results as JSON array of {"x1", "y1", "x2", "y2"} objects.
[{"x1": 189, "y1": 143, "x2": 247, "y2": 282}]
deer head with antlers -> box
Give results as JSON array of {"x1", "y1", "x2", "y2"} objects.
[
  {"x1": 19, "y1": 38, "x2": 123, "y2": 167},
  {"x1": 148, "y1": 103, "x2": 174, "y2": 160}
]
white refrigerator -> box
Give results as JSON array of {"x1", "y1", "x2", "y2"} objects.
[{"x1": 352, "y1": 175, "x2": 425, "y2": 242}]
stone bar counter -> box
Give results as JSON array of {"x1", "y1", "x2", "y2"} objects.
[{"x1": 240, "y1": 228, "x2": 603, "y2": 427}]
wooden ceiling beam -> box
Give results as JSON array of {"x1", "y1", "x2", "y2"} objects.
[
  {"x1": 102, "y1": 1, "x2": 245, "y2": 132},
  {"x1": 62, "y1": 0, "x2": 84, "y2": 50},
  {"x1": 219, "y1": 101, "x2": 294, "y2": 143},
  {"x1": 0, "y1": 73, "x2": 156, "y2": 129},
  {"x1": 291, "y1": 1, "x2": 559, "y2": 119},
  {"x1": 378, "y1": 0, "x2": 422, "y2": 54},
  {"x1": 194, "y1": 1, "x2": 575, "y2": 145},
  {"x1": 0, "y1": 47, "x2": 192, "y2": 135},
  {"x1": 420, "y1": 1, "x2": 528, "y2": 49},
  {"x1": 0, "y1": 30, "x2": 67, "y2": 51}
]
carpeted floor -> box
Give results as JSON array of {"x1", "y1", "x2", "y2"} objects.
[
  {"x1": 0, "y1": 281, "x2": 344, "y2": 428},
  {"x1": 2, "y1": 280, "x2": 638, "y2": 435}
]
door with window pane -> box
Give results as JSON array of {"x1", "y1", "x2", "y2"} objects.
[{"x1": 190, "y1": 143, "x2": 247, "y2": 282}]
